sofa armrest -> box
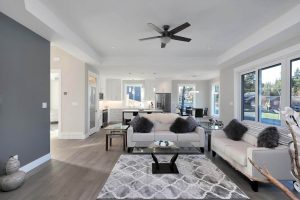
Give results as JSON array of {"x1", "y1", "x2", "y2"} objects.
[
  {"x1": 246, "y1": 146, "x2": 293, "y2": 181},
  {"x1": 127, "y1": 126, "x2": 134, "y2": 147},
  {"x1": 194, "y1": 126, "x2": 205, "y2": 147}
]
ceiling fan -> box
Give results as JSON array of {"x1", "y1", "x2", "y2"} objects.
[{"x1": 139, "y1": 22, "x2": 191, "y2": 48}]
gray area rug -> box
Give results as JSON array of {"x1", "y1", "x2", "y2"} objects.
[{"x1": 98, "y1": 154, "x2": 249, "y2": 199}]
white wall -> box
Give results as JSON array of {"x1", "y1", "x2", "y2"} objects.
[
  {"x1": 50, "y1": 76, "x2": 59, "y2": 122},
  {"x1": 51, "y1": 46, "x2": 86, "y2": 139}
]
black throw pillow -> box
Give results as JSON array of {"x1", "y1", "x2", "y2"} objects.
[
  {"x1": 135, "y1": 117, "x2": 154, "y2": 133},
  {"x1": 223, "y1": 119, "x2": 248, "y2": 141},
  {"x1": 129, "y1": 114, "x2": 141, "y2": 132},
  {"x1": 257, "y1": 127, "x2": 279, "y2": 148},
  {"x1": 186, "y1": 116, "x2": 199, "y2": 132},
  {"x1": 170, "y1": 117, "x2": 190, "y2": 133}
]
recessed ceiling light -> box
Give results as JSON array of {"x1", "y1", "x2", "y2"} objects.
[
  {"x1": 111, "y1": 46, "x2": 116, "y2": 49},
  {"x1": 53, "y1": 57, "x2": 60, "y2": 62},
  {"x1": 153, "y1": 72, "x2": 157, "y2": 75},
  {"x1": 192, "y1": 75, "x2": 198, "y2": 78},
  {"x1": 129, "y1": 72, "x2": 132, "y2": 75}
]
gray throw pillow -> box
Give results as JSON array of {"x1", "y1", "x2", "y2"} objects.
[
  {"x1": 223, "y1": 119, "x2": 248, "y2": 141},
  {"x1": 186, "y1": 116, "x2": 199, "y2": 132},
  {"x1": 170, "y1": 117, "x2": 190, "y2": 133},
  {"x1": 129, "y1": 115, "x2": 140, "y2": 132},
  {"x1": 257, "y1": 127, "x2": 279, "y2": 148},
  {"x1": 135, "y1": 117, "x2": 154, "y2": 133}
]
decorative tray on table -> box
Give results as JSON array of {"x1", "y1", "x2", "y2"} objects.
[{"x1": 153, "y1": 140, "x2": 175, "y2": 148}]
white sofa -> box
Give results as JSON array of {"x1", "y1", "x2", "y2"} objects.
[
  {"x1": 127, "y1": 113, "x2": 205, "y2": 152},
  {"x1": 211, "y1": 120, "x2": 293, "y2": 191}
]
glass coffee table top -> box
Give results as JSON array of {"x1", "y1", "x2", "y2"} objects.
[
  {"x1": 132, "y1": 141, "x2": 201, "y2": 154},
  {"x1": 104, "y1": 123, "x2": 129, "y2": 131}
]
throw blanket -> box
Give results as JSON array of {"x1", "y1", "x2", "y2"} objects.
[{"x1": 242, "y1": 120, "x2": 292, "y2": 146}]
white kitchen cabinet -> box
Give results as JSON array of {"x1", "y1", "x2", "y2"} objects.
[
  {"x1": 108, "y1": 108, "x2": 122, "y2": 122},
  {"x1": 154, "y1": 79, "x2": 172, "y2": 93},
  {"x1": 105, "y1": 79, "x2": 122, "y2": 100},
  {"x1": 144, "y1": 79, "x2": 155, "y2": 101}
]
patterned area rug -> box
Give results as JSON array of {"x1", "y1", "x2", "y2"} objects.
[{"x1": 97, "y1": 154, "x2": 249, "y2": 199}]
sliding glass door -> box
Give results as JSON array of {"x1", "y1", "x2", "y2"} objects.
[
  {"x1": 258, "y1": 64, "x2": 282, "y2": 126},
  {"x1": 241, "y1": 72, "x2": 256, "y2": 121}
]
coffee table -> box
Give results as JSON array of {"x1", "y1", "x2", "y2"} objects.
[
  {"x1": 132, "y1": 141, "x2": 200, "y2": 174},
  {"x1": 104, "y1": 123, "x2": 129, "y2": 151}
]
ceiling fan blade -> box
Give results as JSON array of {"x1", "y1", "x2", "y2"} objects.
[
  {"x1": 169, "y1": 22, "x2": 191, "y2": 34},
  {"x1": 139, "y1": 36, "x2": 162, "y2": 41},
  {"x1": 161, "y1": 43, "x2": 166, "y2": 48},
  {"x1": 147, "y1": 23, "x2": 163, "y2": 33},
  {"x1": 171, "y1": 35, "x2": 191, "y2": 42}
]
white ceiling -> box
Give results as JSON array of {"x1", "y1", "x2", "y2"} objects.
[{"x1": 1, "y1": 0, "x2": 300, "y2": 79}]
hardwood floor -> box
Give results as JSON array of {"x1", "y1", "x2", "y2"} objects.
[{"x1": 0, "y1": 129, "x2": 299, "y2": 200}]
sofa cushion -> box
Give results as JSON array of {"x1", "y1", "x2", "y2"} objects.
[
  {"x1": 154, "y1": 131, "x2": 177, "y2": 141},
  {"x1": 177, "y1": 133, "x2": 200, "y2": 142},
  {"x1": 223, "y1": 142, "x2": 253, "y2": 166},
  {"x1": 257, "y1": 127, "x2": 279, "y2": 148},
  {"x1": 186, "y1": 116, "x2": 199, "y2": 132},
  {"x1": 132, "y1": 133, "x2": 154, "y2": 141},
  {"x1": 223, "y1": 119, "x2": 248, "y2": 141},
  {"x1": 154, "y1": 122, "x2": 172, "y2": 131},
  {"x1": 170, "y1": 118, "x2": 190, "y2": 133},
  {"x1": 135, "y1": 117, "x2": 154, "y2": 133},
  {"x1": 143, "y1": 113, "x2": 179, "y2": 124},
  {"x1": 242, "y1": 133, "x2": 257, "y2": 146},
  {"x1": 212, "y1": 132, "x2": 237, "y2": 148}
]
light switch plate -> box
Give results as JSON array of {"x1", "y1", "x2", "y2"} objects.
[{"x1": 42, "y1": 102, "x2": 47, "y2": 108}]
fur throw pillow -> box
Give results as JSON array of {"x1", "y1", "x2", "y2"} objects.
[
  {"x1": 257, "y1": 127, "x2": 279, "y2": 148},
  {"x1": 170, "y1": 117, "x2": 190, "y2": 133},
  {"x1": 135, "y1": 117, "x2": 154, "y2": 133},
  {"x1": 129, "y1": 115, "x2": 141, "y2": 132},
  {"x1": 186, "y1": 116, "x2": 199, "y2": 132},
  {"x1": 223, "y1": 119, "x2": 248, "y2": 141}
]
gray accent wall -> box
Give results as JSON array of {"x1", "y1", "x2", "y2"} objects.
[{"x1": 0, "y1": 12, "x2": 50, "y2": 174}]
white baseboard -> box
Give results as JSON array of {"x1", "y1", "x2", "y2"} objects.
[
  {"x1": 20, "y1": 153, "x2": 51, "y2": 173},
  {"x1": 59, "y1": 131, "x2": 87, "y2": 139}
]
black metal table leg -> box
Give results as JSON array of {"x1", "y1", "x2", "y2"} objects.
[
  {"x1": 151, "y1": 153, "x2": 159, "y2": 170},
  {"x1": 105, "y1": 134, "x2": 108, "y2": 151},
  {"x1": 170, "y1": 153, "x2": 179, "y2": 172},
  {"x1": 110, "y1": 138, "x2": 112, "y2": 146},
  {"x1": 151, "y1": 153, "x2": 179, "y2": 174},
  {"x1": 208, "y1": 132, "x2": 211, "y2": 152}
]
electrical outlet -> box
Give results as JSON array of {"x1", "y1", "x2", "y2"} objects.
[{"x1": 42, "y1": 102, "x2": 47, "y2": 109}]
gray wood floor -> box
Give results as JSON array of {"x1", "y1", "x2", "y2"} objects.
[{"x1": 0, "y1": 129, "x2": 299, "y2": 200}]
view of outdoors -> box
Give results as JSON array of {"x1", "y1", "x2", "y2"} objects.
[
  {"x1": 258, "y1": 64, "x2": 282, "y2": 126},
  {"x1": 126, "y1": 86, "x2": 141, "y2": 101},
  {"x1": 291, "y1": 59, "x2": 300, "y2": 112},
  {"x1": 241, "y1": 72, "x2": 256, "y2": 121},
  {"x1": 178, "y1": 85, "x2": 195, "y2": 110},
  {"x1": 212, "y1": 84, "x2": 220, "y2": 116}
]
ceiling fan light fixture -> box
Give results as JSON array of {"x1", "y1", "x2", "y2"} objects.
[{"x1": 161, "y1": 37, "x2": 171, "y2": 44}]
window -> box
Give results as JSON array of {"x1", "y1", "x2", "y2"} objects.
[
  {"x1": 126, "y1": 85, "x2": 141, "y2": 102},
  {"x1": 291, "y1": 58, "x2": 300, "y2": 112},
  {"x1": 241, "y1": 72, "x2": 256, "y2": 121},
  {"x1": 212, "y1": 84, "x2": 220, "y2": 116},
  {"x1": 178, "y1": 85, "x2": 195, "y2": 110},
  {"x1": 258, "y1": 64, "x2": 282, "y2": 126}
]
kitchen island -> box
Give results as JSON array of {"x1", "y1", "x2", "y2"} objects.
[{"x1": 122, "y1": 109, "x2": 163, "y2": 124}]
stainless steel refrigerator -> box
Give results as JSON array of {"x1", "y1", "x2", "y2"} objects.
[{"x1": 155, "y1": 93, "x2": 171, "y2": 112}]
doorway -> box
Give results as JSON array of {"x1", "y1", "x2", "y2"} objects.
[
  {"x1": 50, "y1": 69, "x2": 61, "y2": 138},
  {"x1": 88, "y1": 72, "x2": 99, "y2": 135}
]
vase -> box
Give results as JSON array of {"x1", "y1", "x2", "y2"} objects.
[{"x1": 5, "y1": 157, "x2": 20, "y2": 175}]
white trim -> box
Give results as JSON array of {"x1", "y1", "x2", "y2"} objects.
[
  {"x1": 51, "y1": 69, "x2": 62, "y2": 138},
  {"x1": 20, "y1": 153, "x2": 51, "y2": 173},
  {"x1": 59, "y1": 132, "x2": 87, "y2": 139},
  {"x1": 234, "y1": 43, "x2": 300, "y2": 124}
]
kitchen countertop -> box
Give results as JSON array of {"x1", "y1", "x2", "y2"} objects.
[{"x1": 122, "y1": 109, "x2": 163, "y2": 112}]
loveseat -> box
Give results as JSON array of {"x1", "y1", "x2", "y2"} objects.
[
  {"x1": 127, "y1": 113, "x2": 205, "y2": 152},
  {"x1": 211, "y1": 120, "x2": 293, "y2": 191}
]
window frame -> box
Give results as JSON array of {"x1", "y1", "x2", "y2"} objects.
[
  {"x1": 177, "y1": 84, "x2": 196, "y2": 109},
  {"x1": 290, "y1": 57, "x2": 300, "y2": 110},
  {"x1": 211, "y1": 82, "x2": 220, "y2": 117},
  {"x1": 241, "y1": 71, "x2": 256, "y2": 121},
  {"x1": 257, "y1": 63, "x2": 282, "y2": 126},
  {"x1": 124, "y1": 83, "x2": 143, "y2": 103}
]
